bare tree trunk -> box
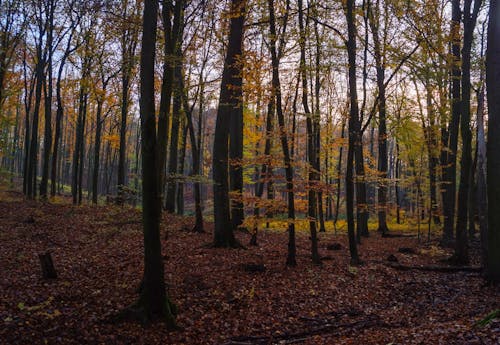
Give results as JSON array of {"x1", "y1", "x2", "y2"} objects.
[
  {"x1": 165, "y1": 0, "x2": 184, "y2": 212},
  {"x1": 345, "y1": 0, "x2": 361, "y2": 265},
  {"x1": 441, "y1": 0, "x2": 461, "y2": 246},
  {"x1": 486, "y1": 0, "x2": 500, "y2": 283},
  {"x1": 298, "y1": 0, "x2": 320, "y2": 264},
  {"x1": 133, "y1": 0, "x2": 176, "y2": 325},
  {"x1": 212, "y1": 0, "x2": 246, "y2": 248},
  {"x1": 455, "y1": 0, "x2": 482, "y2": 264}
]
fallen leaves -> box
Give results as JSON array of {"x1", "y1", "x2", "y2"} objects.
[{"x1": 0, "y1": 188, "x2": 498, "y2": 344}]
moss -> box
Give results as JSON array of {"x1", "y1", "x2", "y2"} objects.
[{"x1": 475, "y1": 309, "x2": 500, "y2": 328}]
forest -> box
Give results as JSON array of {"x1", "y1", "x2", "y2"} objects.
[{"x1": 0, "y1": 0, "x2": 499, "y2": 343}]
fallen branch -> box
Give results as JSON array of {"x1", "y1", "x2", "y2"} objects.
[
  {"x1": 382, "y1": 232, "x2": 416, "y2": 238},
  {"x1": 386, "y1": 263, "x2": 482, "y2": 273},
  {"x1": 102, "y1": 220, "x2": 141, "y2": 227},
  {"x1": 226, "y1": 314, "x2": 387, "y2": 344}
]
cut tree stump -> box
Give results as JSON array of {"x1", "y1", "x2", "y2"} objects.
[
  {"x1": 382, "y1": 232, "x2": 416, "y2": 238},
  {"x1": 23, "y1": 215, "x2": 35, "y2": 224},
  {"x1": 398, "y1": 247, "x2": 417, "y2": 254},
  {"x1": 39, "y1": 252, "x2": 57, "y2": 279},
  {"x1": 241, "y1": 263, "x2": 266, "y2": 273},
  {"x1": 326, "y1": 243, "x2": 342, "y2": 251}
]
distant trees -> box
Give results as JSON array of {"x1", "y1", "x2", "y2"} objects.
[
  {"x1": 0, "y1": 0, "x2": 498, "y2": 277},
  {"x1": 117, "y1": 0, "x2": 140, "y2": 205}
]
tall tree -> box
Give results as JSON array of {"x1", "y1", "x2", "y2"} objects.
[
  {"x1": 117, "y1": 0, "x2": 139, "y2": 204},
  {"x1": 39, "y1": 0, "x2": 55, "y2": 199},
  {"x1": 454, "y1": 0, "x2": 482, "y2": 264},
  {"x1": 51, "y1": 3, "x2": 79, "y2": 197},
  {"x1": 441, "y1": 0, "x2": 461, "y2": 245},
  {"x1": 126, "y1": 0, "x2": 176, "y2": 325},
  {"x1": 212, "y1": 0, "x2": 246, "y2": 247},
  {"x1": 165, "y1": 0, "x2": 184, "y2": 213},
  {"x1": 298, "y1": 0, "x2": 320, "y2": 264},
  {"x1": 156, "y1": 0, "x2": 173, "y2": 201},
  {"x1": 368, "y1": 0, "x2": 389, "y2": 234},
  {"x1": 25, "y1": 0, "x2": 47, "y2": 199},
  {"x1": 344, "y1": 0, "x2": 361, "y2": 265},
  {"x1": 268, "y1": 0, "x2": 296, "y2": 266},
  {"x1": 486, "y1": 0, "x2": 500, "y2": 283},
  {"x1": 72, "y1": 28, "x2": 92, "y2": 205}
]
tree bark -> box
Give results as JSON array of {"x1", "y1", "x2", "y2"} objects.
[
  {"x1": 441, "y1": 0, "x2": 461, "y2": 246},
  {"x1": 268, "y1": 0, "x2": 296, "y2": 265},
  {"x1": 134, "y1": 0, "x2": 176, "y2": 325},
  {"x1": 212, "y1": 0, "x2": 246, "y2": 248},
  {"x1": 486, "y1": 0, "x2": 500, "y2": 283},
  {"x1": 455, "y1": 0, "x2": 482, "y2": 264},
  {"x1": 165, "y1": 0, "x2": 184, "y2": 213},
  {"x1": 298, "y1": 0, "x2": 320, "y2": 264},
  {"x1": 345, "y1": 0, "x2": 361, "y2": 265}
]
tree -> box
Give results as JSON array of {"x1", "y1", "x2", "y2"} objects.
[
  {"x1": 267, "y1": 0, "x2": 296, "y2": 266},
  {"x1": 486, "y1": 0, "x2": 500, "y2": 283},
  {"x1": 51, "y1": 1, "x2": 79, "y2": 197},
  {"x1": 0, "y1": 0, "x2": 25, "y2": 110},
  {"x1": 165, "y1": 0, "x2": 184, "y2": 213},
  {"x1": 298, "y1": 0, "x2": 320, "y2": 265},
  {"x1": 39, "y1": 0, "x2": 55, "y2": 199},
  {"x1": 25, "y1": 0, "x2": 49, "y2": 200},
  {"x1": 157, "y1": 0, "x2": 174, "y2": 202},
  {"x1": 71, "y1": 27, "x2": 93, "y2": 205},
  {"x1": 368, "y1": 0, "x2": 389, "y2": 234},
  {"x1": 117, "y1": 0, "x2": 139, "y2": 205},
  {"x1": 344, "y1": 0, "x2": 361, "y2": 265},
  {"x1": 441, "y1": 0, "x2": 461, "y2": 246},
  {"x1": 212, "y1": 0, "x2": 246, "y2": 248},
  {"x1": 454, "y1": 0, "x2": 482, "y2": 265},
  {"x1": 127, "y1": 0, "x2": 176, "y2": 325}
]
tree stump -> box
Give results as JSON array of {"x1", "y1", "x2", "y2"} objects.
[
  {"x1": 398, "y1": 247, "x2": 417, "y2": 254},
  {"x1": 39, "y1": 252, "x2": 57, "y2": 279},
  {"x1": 387, "y1": 254, "x2": 398, "y2": 263},
  {"x1": 327, "y1": 243, "x2": 342, "y2": 251},
  {"x1": 242, "y1": 263, "x2": 266, "y2": 273}
]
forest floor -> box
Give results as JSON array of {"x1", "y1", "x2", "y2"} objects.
[{"x1": 0, "y1": 184, "x2": 499, "y2": 344}]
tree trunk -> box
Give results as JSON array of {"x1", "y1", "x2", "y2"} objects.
[
  {"x1": 40, "y1": 0, "x2": 54, "y2": 199},
  {"x1": 267, "y1": 0, "x2": 296, "y2": 265},
  {"x1": 455, "y1": 0, "x2": 482, "y2": 264},
  {"x1": 133, "y1": 0, "x2": 176, "y2": 325},
  {"x1": 176, "y1": 120, "x2": 187, "y2": 215},
  {"x1": 212, "y1": 0, "x2": 246, "y2": 248},
  {"x1": 345, "y1": 0, "x2": 361, "y2": 265},
  {"x1": 27, "y1": 39, "x2": 45, "y2": 199},
  {"x1": 486, "y1": 0, "x2": 500, "y2": 283},
  {"x1": 165, "y1": 0, "x2": 184, "y2": 213},
  {"x1": 180, "y1": 73, "x2": 204, "y2": 233},
  {"x1": 157, "y1": 0, "x2": 173, "y2": 198},
  {"x1": 441, "y1": 0, "x2": 461, "y2": 246},
  {"x1": 368, "y1": 0, "x2": 389, "y2": 234},
  {"x1": 476, "y1": 83, "x2": 487, "y2": 266},
  {"x1": 298, "y1": 0, "x2": 320, "y2": 264},
  {"x1": 92, "y1": 99, "x2": 104, "y2": 204}
]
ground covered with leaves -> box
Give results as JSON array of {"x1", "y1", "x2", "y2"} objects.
[{"x1": 0, "y1": 188, "x2": 499, "y2": 344}]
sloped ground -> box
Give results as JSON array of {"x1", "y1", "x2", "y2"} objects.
[{"x1": 0, "y1": 188, "x2": 498, "y2": 344}]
